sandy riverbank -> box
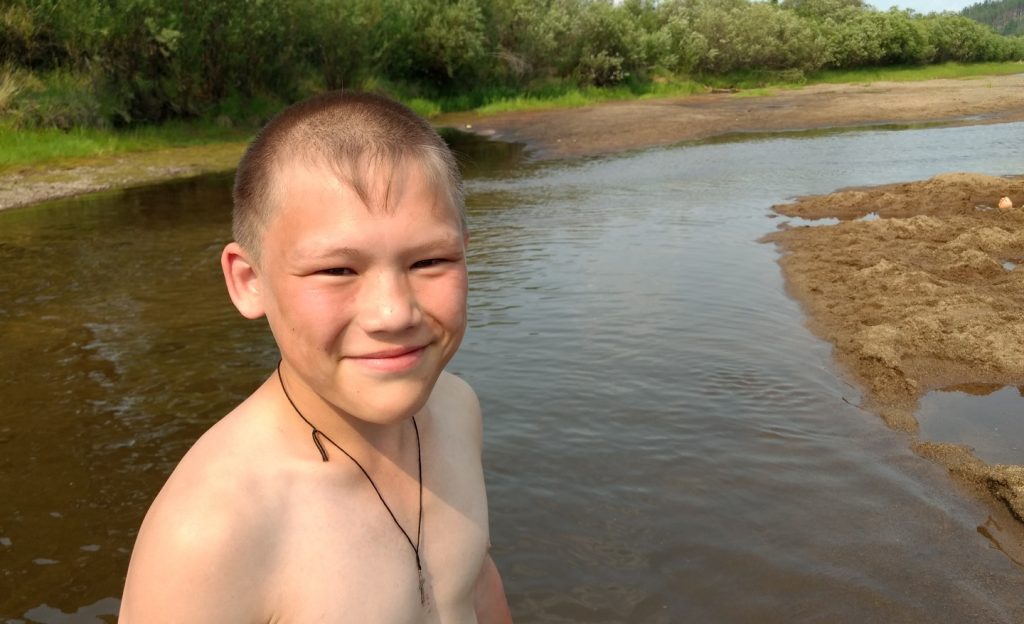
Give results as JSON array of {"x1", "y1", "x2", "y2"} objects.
[
  {"x1": 438, "y1": 73, "x2": 1024, "y2": 158},
  {"x1": 0, "y1": 142, "x2": 249, "y2": 212},
  {"x1": 4, "y1": 72, "x2": 1024, "y2": 211},
  {"x1": 764, "y1": 173, "x2": 1024, "y2": 524}
]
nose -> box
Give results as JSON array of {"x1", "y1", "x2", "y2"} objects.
[{"x1": 358, "y1": 270, "x2": 423, "y2": 334}]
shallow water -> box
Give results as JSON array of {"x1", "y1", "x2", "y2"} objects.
[
  {"x1": 918, "y1": 385, "x2": 1024, "y2": 465},
  {"x1": 3, "y1": 122, "x2": 1024, "y2": 622}
]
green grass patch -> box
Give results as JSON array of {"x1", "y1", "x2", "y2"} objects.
[
  {"x1": 702, "y1": 61, "x2": 1023, "y2": 95},
  {"x1": 404, "y1": 97, "x2": 442, "y2": 119},
  {"x1": 0, "y1": 119, "x2": 253, "y2": 170},
  {"x1": 468, "y1": 80, "x2": 706, "y2": 116},
  {"x1": 731, "y1": 87, "x2": 778, "y2": 98},
  {"x1": 807, "y1": 61, "x2": 1024, "y2": 85}
]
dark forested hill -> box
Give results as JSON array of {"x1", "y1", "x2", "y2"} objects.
[{"x1": 962, "y1": 0, "x2": 1024, "y2": 35}]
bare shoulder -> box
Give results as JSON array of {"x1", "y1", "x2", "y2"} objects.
[
  {"x1": 430, "y1": 371, "x2": 483, "y2": 448},
  {"x1": 435, "y1": 369, "x2": 480, "y2": 407},
  {"x1": 121, "y1": 404, "x2": 285, "y2": 622}
]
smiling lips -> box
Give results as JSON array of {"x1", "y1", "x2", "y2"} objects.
[{"x1": 348, "y1": 345, "x2": 427, "y2": 373}]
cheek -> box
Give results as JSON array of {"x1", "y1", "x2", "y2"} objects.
[
  {"x1": 421, "y1": 273, "x2": 468, "y2": 329},
  {"x1": 271, "y1": 283, "x2": 357, "y2": 337}
]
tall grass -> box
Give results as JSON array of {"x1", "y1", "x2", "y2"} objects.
[
  {"x1": 470, "y1": 80, "x2": 707, "y2": 115},
  {"x1": 702, "y1": 61, "x2": 1024, "y2": 90},
  {"x1": 0, "y1": 66, "x2": 21, "y2": 111},
  {"x1": 0, "y1": 120, "x2": 251, "y2": 170},
  {"x1": 807, "y1": 61, "x2": 1024, "y2": 84}
]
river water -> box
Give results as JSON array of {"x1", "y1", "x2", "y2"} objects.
[{"x1": 2, "y1": 122, "x2": 1024, "y2": 623}]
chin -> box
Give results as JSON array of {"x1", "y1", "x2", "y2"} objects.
[
  {"x1": 357, "y1": 399, "x2": 429, "y2": 426},
  {"x1": 348, "y1": 382, "x2": 436, "y2": 425}
]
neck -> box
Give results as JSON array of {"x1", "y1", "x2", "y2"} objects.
[
  {"x1": 273, "y1": 361, "x2": 413, "y2": 465},
  {"x1": 274, "y1": 361, "x2": 428, "y2": 607}
]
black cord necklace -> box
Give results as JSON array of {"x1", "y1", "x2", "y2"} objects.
[{"x1": 276, "y1": 363, "x2": 427, "y2": 606}]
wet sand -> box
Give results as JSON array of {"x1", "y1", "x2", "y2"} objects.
[
  {"x1": 0, "y1": 142, "x2": 248, "y2": 212},
  {"x1": 438, "y1": 73, "x2": 1024, "y2": 158},
  {"x1": 3, "y1": 72, "x2": 1024, "y2": 211},
  {"x1": 764, "y1": 173, "x2": 1024, "y2": 523}
]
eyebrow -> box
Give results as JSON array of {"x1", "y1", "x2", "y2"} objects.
[
  {"x1": 407, "y1": 234, "x2": 465, "y2": 255},
  {"x1": 288, "y1": 245, "x2": 369, "y2": 269},
  {"x1": 298, "y1": 245, "x2": 364, "y2": 260},
  {"x1": 293, "y1": 234, "x2": 463, "y2": 263}
]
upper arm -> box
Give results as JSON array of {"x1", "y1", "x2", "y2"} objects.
[
  {"x1": 473, "y1": 554, "x2": 513, "y2": 624},
  {"x1": 120, "y1": 471, "x2": 274, "y2": 623},
  {"x1": 440, "y1": 371, "x2": 483, "y2": 452},
  {"x1": 439, "y1": 373, "x2": 504, "y2": 621}
]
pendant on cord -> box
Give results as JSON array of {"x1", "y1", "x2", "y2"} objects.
[{"x1": 418, "y1": 562, "x2": 431, "y2": 609}]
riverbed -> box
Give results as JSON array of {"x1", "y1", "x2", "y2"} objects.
[{"x1": 2, "y1": 123, "x2": 1024, "y2": 622}]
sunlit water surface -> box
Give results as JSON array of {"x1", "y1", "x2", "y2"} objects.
[{"x1": 2, "y1": 123, "x2": 1024, "y2": 623}]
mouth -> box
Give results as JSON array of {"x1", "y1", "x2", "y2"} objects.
[{"x1": 348, "y1": 345, "x2": 428, "y2": 373}]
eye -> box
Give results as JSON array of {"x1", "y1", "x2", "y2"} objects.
[
  {"x1": 411, "y1": 258, "x2": 448, "y2": 270},
  {"x1": 319, "y1": 267, "x2": 356, "y2": 276}
]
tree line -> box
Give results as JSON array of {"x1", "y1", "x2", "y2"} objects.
[
  {"x1": 2, "y1": 0, "x2": 1023, "y2": 129},
  {"x1": 961, "y1": 0, "x2": 1024, "y2": 35}
]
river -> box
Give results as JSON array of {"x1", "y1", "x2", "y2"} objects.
[{"x1": 2, "y1": 122, "x2": 1024, "y2": 622}]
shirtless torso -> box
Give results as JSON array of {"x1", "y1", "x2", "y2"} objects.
[
  {"x1": 123, "y1": 91, "x2": 511, "y2": 623},
  {"x1": 121, "y1": 372, "x2": 493, "y2": 623}
]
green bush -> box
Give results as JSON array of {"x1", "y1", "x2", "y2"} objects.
[
  {"x1": 781, "y1": 0, "x2": 868, "y2": 22},
  {"x1": 483, "y1": 0, "x2": 579, "y2": 84},
  {"x1": 415, "y1": 0, "x2": 489, "y2": 84},
  {"x1": 1, "y1": 0, "x2": 1023, "y2": 129},
  {"x1": 826, "y1": 10, "x2": 932, "y2": 67},
  {"x1": 571, "y1": 1, "x2": 638, "y2": 85},
  {"x1": 686, "y1": 0, "x2": 828, "y2": 74},
  {"x1": 924, "y1": 14, "x2": 1000, "y2": 62},
  {"x1": 6, "y1": 68, "x2": 114, "y2": 129}
]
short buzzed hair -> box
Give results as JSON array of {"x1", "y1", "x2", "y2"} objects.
[{"x1": 232, "y1": 91, "x2": 464, "y2": 261}]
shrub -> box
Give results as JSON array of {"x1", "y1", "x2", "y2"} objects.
[
  {"x1": 2, "y1": 0, "x2": 1024, "y2": 127},
  {"x1": 686, "y1": 0, "x2": 829, "y2": 74},
  {"x1": 484, "y1": 0, "x2": 577, "y2": 84},
  {"x1": 568, "y1": 0, "x2": 665, "y2": 86},
  {"x1": 826, "y1": 10, "x2": 932, "y2": 67},
  {"x1": 924, "y1": 14, "x2": 1000, "y2": 62},
  {"x1": 7, "y1": 68, "x2": 113, "y2": 129},
  {"x1": 781, "y1": 0, "x2": 868, "y2": 22},
  {"x1": 416, "y1": 0, "x2": 489, "y2": 84}
]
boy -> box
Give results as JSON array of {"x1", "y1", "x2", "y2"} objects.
[{"x1": 121, "y1": 91, "x2": 512, "y2": 623}]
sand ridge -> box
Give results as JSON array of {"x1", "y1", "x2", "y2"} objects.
[{"x1": 765, "y1": 173, "x2": 1024, "y2": 522}]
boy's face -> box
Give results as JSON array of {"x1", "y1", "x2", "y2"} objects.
[{"x1": 254, "y1": 160, "x2": 468, "y2": 425}]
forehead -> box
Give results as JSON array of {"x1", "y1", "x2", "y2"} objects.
[{"x1": 264, "y1": 158, "x2": 461, "y2": 240}]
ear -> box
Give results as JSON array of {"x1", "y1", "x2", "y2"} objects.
[{"x1": 221, "y1": 242, "x2": 266, "y2": 319}]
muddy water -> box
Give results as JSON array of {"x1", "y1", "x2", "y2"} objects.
[
  {"x1": 2, "y1": 123, "x2": 1024, "y2": 622},
  {"x1": 918, "y1": 386, "x2": 1024, "y2": 465}
]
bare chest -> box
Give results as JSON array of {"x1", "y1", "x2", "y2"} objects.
[{"x1": 265, "y1": 463, "x2": 489, "y2": 624}]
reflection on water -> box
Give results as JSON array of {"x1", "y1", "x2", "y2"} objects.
[
  {"x1": 438, "y1": 127, "x2": 529, "y2": 178},
  {"x1": 17, "y1": 597, "x2": 119, "y2": 624},
  {"x1": 918, "y1": 385, "x2": 1024, "y2": 465},
  {"x1": 3, "y1": 122, "x2": 1024, "y2": 622}
]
